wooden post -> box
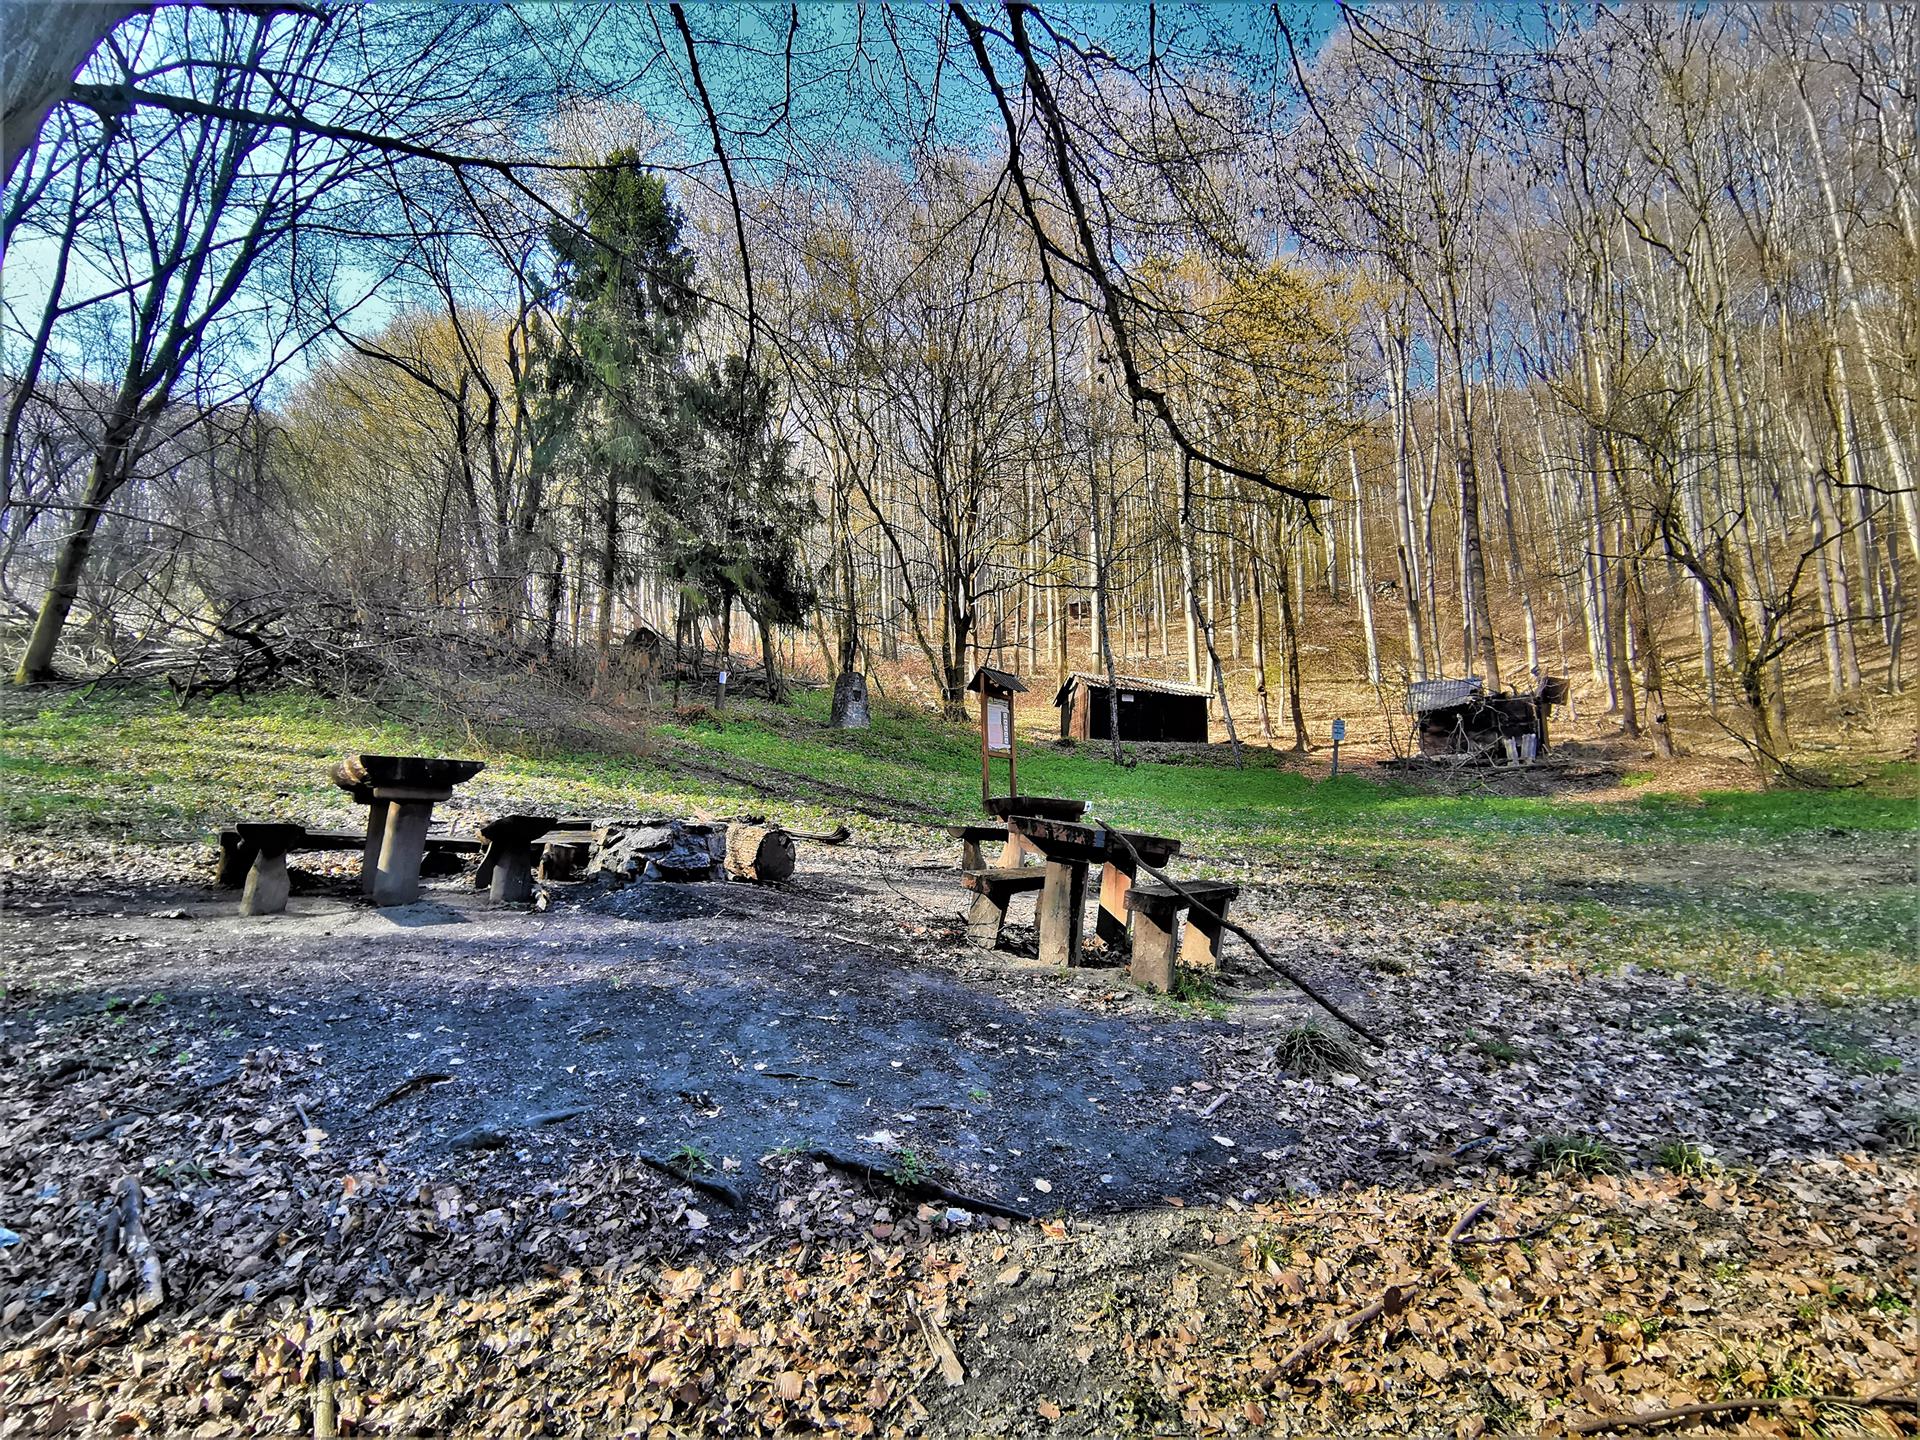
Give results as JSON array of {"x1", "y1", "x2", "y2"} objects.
[
  {"x1": 1129, "y1": 895, "x2": 1179, "y2": 992},
  {"x1": 1096, "y1": 857, "x2": 1135, "y2": 948},
  {"x1": 1036, "y1": 857, "x2": 1088, "y2": 967}
]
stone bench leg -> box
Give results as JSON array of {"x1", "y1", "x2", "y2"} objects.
[
  {"x1": 360, "y1": 799, "x2": 390, "y2": 897},
  {"x1": 373, "y1": 800, "x2": 434, "y2": 906},
  {"x1": 1036, "y1": 858, "x2": 1089, "y2": 968},
  {"x1": 1181, "y1": 898, "x2": 1231, "y2": 969},
  {"x1": 216, "y1": 833, "x2": 253, "y2": 890},
  {"x1": 240, "y1": 849, "x2": 291, "y2": 916},
  {"x1": 965, "y1": 889, "x2": 1011, "y2": 949},
  {"x1": 1095, "y1": 857, "x2": 1135, "y2": 949},
  {"x1": 488, "y1": 844, "x2": 539, "y2": 904},
  {"x1": 1129, "y1": 899, "x2": 1181, "y2": 993}
]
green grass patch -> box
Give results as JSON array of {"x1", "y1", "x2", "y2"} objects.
[{"x1": 4, "y1": 685, "x2": 1915, "y2": 1001}]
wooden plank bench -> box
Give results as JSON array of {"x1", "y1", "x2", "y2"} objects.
[
  {"x1": 215, "y1": 826, "x2": 484, "y2": 891},
  {"x1": 1125, "y1": 880, "x2": 1241, "y2": 993},
  {"x1": 959, "y1": 866, "x2": 1048, "y2": 950}
]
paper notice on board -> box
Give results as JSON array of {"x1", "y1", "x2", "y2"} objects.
[{"x1": 986, "y1": 698, "x2": 1013, "y2": 755}]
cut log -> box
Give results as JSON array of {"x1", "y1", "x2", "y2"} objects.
[{"x1": 725, "y1": 824, "x2": 796, "y2": 883}]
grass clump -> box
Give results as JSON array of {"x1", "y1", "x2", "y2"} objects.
[
  {"x1": 1274, "y1": 1022, "x2": 1365, "y2": 1079},
  {"x1": 1465, "y1": 1030, "x2": 1524, "y2": 1067},
  {"x1": 1532, "y1": 1133, "x2": 1622, "y2": 1177},
  {"x1": 667, "y1": 1141, "x2": 713, "y2": 1174},
  {"x1": 1653, "y1": 1139, "x2": 1716, "y2": 1177}
]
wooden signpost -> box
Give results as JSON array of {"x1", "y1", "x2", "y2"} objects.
[
  {"x1": 1331, "y1": 716, "x2": 1346, "y2": 776},
  {"x1": 968, "y1": 666, "x2": 1027, "y2": 810}
]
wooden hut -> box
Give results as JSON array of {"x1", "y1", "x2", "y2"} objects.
[
  {"x1": 1053, "y1": 672, "x2": 1211, "y2": 743},
  {"x1": 1409, "y1": 675, "x2": 1568, "y2": 760}
]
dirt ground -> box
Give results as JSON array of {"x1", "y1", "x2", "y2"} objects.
[{"x1": 3, "y1": 834, "x2": 1916, "y2": 1436}]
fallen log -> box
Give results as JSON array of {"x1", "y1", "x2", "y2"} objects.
[
  {"x1": 799, "y1": 1148, "x2": 1032, "y2": 1222},
  {"x1": 725, "y1": 824, "x2": 796, "y2": 883},
  {"x1": 1095, "y1": 820, "x2": 1385, "y2": 1047}
]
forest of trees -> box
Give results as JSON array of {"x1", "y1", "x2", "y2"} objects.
[{"x1": 3, "y1": 3, "x2": 1914, "y2": 779}]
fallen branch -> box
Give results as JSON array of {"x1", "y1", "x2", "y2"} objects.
[
  {"x1": 798, "y1": 1148, "x2": 1032, "y2": 1222},
  {"x1": 114, "y1": 1176, "x2": 164, "y2": 1317},
  {"x1": 73, "y1": 1113, "x2": 142, "y2": 1143},
  {"x1": 914, "y1": 1304, "x2": 965, "y2": 1387},
  {"x1": 368, "y1": 1073, "x2": 452, "y2": 1111},
  {"x1": 1568, "y1": 1392, "x2": 1916, "y2": 1435},
  {"x1": 761, "y1": 1071, "x2": 856, "y2": 1087},
  {"x1": 313, "y1": 1334, "x2": 338, "y2": 1439},
  {"x1": 1095, "y1": 821, "x2": 1385, "y2": 1046},
  {"x1": 637, "y1": 1152, "x2": 745, "y2": 1209},
  {"x1": 1275, "y1": 1284, "x2": 1411, "y2": 1376},
  {"x1": 449, "y1": 1107, "x2": 587, "y2": 1152},
  {"x1": 1446, "y1": 1200, "x2": 1493, "y2": 1245},
  {"x1": 789, "y1": 824, "x2": 852, "y2": 846}
]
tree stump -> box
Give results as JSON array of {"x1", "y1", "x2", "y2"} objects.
[
  {"x1": 829, "y1": 671, "x2": 871, "y2": 729},
  {"x1": 724, "y1": 824, "x2": 795, "y2": 883}
]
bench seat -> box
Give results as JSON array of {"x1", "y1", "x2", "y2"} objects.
[
  {"x1": 1126, "y1": 879, "x2": 1242, "y2": 991},
  {"x1": 960, "y1": 865, "x2": 1047, "y2": 948}
]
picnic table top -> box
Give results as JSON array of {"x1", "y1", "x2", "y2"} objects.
[
  {"x1": 984, "y1": 794, "x2": 1087, "y2": 821},
  {"x1": 1005, "y1": 813, "x2": 1182, "y2": 863},
  {"x1": 330, "y1": 754, "x2": 486, "y2": 794}
]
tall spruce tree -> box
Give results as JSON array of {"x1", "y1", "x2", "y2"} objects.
[{"x1": 531, "y1": 149, "x2": 700, "y2": 665}]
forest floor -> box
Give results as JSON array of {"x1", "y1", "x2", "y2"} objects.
[{"x1": 1, "y1": 687, "x2": 1916, "y2": 1437}]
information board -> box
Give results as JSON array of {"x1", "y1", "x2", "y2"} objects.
[{"x1": 986, "y1": 697, "x2": 1013, "y2": 755}]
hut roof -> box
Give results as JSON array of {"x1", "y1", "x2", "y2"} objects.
[{"x1": 1052, "y1": 671, "x2": 1213, "y2": 706}]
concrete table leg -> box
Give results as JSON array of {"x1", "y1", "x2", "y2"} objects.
[
  {"x1": 1095, "y1": 857, "x2": 1135, "y2": 949},
  {"x1": 374, "y1": 801, "x2": 435, "y2": 906},
  {"x1": 488, "y1": 844, "x2": 538, "y2": 904},
  {"x1": 1036, "y1": 858, "x2": 1089, "y2": 967},
  {"x1": 1129, "y1": 901, "x2": 1179, "y2": 992},
  {"x1": 361, "y1": 799, "x2": 390, "y2": 896},
  {"x1": 240, "y1": 850, "x2": 291, "y2": 916}
]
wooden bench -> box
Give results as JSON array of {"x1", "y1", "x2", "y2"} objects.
[
  {"x1": 1125, "y1": 880, "x2": 1241, "y2": 993},
  {"x1": 215, "y1": 826, "x2": 484, "y2": 891},
  {"x1": 960, "y1": 866, "x2": 1048, "y2": 949}
]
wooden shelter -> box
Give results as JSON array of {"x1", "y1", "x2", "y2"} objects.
[
  {"x1": 1409, "y1": 675, "x2": 1568, "y2": 761},
  {"x1": 1053, "y1": 672, "x2": 1211, "y2": 743}
]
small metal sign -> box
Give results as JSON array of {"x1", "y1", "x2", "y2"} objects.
[
  {"x1": 1331, "y1": 717, "x2": 1346, "y2": 742},
  {"x1": 985, "y1": 697, "x2": 1013, "y2": 755}
]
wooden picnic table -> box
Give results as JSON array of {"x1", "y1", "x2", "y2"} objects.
[
  {"x1": 331, "y1": 754, "x2": 485, "y2": 906},
  {"x1": 1004, "y1": 813, "x2": 1181, "y2": 967}
]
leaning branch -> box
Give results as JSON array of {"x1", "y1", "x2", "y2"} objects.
[{"x1": 1094, "y1": 820, "x2": 1386, "y2": 1047}]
